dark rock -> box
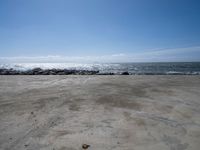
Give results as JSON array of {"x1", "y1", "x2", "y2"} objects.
[
  {"x1": 32, "y1": 67, "x2": 42, "y2": 72},
  {"x1": 48, "y1": 70, "x2": 56, "y2": 75},
  {"x1": 57, "y1": 71, "x2": 65, "y2": 75},
  {"x1": 24, "y1": 70, "x2": 34, "y2": 75},
  {"x1": 32, "y1": 68, "x2": 43, "y2": 75},
  {"x1": 121, "y1": 72, "x2": 129, "y2": 75},
  {"x1": 97, "y1": 72, "x2": 114, "y2": 75},
  {"x1": 0, "y1": 69, "x2": 8, "y2": 75}
]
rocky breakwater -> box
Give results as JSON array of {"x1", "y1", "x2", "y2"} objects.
[{"x1": 0, "y1": 68, "x2": 100, "y2": 75}]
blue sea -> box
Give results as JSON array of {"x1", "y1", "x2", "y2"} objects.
[{"x1": 0, "y1": 62, "x2": 200, "y2": 75}]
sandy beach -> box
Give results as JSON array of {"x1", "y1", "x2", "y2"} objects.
[{"x1": 0, "y1": 75, "x2": 200, "y2": 150}]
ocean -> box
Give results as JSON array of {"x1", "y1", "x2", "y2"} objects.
[{"x1": 0, "y1": 62, "x2": 200, "y2": 75}]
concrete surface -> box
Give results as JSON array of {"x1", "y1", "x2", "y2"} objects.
[{"x1": 0, "y1": 75, "x2": 200, "y2": 150}]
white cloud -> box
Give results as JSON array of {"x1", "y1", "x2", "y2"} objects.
[
  {"x1": 111, "y1": 53, "x2": 126, "y2": 57},
  {"x1": 0, "y1": 46, "x2": 200, "y2": 63}
]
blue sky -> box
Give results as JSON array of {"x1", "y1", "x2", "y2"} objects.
[{"x1": 0, "y1": 0, "x2": 200, "y2": 62}]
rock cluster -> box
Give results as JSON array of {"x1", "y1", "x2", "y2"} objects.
[
  {"x1": 0, "y1": 68, "x2": 100, "y2": 75},
  {"x1": 0, "y1": 68, "x2": 134, "y2": 75},
  {"x1": 121, "y1": 71, "x2": 129, "y2": 75}
]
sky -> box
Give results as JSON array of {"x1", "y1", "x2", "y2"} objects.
[{"x1": 0, "y1": 0, "x2": 200, "y2": 62}]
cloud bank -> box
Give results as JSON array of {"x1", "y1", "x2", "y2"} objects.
[{"x1": 0, "y1": 46, "x2": 200, "y2": 63}]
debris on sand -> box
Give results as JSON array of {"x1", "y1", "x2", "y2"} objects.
[{"x1": 82, "y1": 144, "x2": 90, "y2": 149}]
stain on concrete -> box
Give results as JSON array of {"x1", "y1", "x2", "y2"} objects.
[
  {"x1": 162, "y1": 134, "x2": 189, "y2": 150},
  {"x1": 96, "y1": 95, "x2": 142, "y2": 110}
]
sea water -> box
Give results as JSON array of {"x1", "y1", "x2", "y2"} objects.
[{"x1": 0, "y1": 62, "x2": 200, "y2": 75}]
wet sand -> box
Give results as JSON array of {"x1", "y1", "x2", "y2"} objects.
[{"x1": 0, "y1": 75, "x2": 200, "y2": 150}]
